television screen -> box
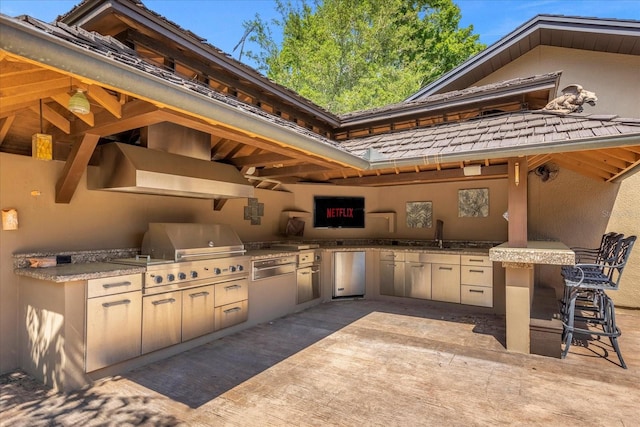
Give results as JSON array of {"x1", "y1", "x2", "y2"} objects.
[{"x1": 313, "y1": 196, "x2": 365, "y2": 228}]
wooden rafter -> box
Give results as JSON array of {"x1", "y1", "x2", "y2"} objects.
[
  {"x1": 55, "y1": 133, "x2": 100, "y2": 203},
  {"x1": 0, "y1": 115, "x2": 16, "y2": 145}
]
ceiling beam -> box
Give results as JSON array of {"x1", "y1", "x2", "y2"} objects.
[
  {"x1": 55, "y1": 133, "x2": 100, "y2": 203},
  {"x1": 256, "y1": 164, "x2": 330, "y2": 178},
  {"x1": 0, "y1": 115, "x2": 16, "y2": 145},
  {"x1": 29, "y1": 103, "x2": 70, "y2": 135},
  {"x1": 50, "y1": 93, "x2": 95, "y2": 126},
  {"x1": 69, "y1": 100, "x2": 161, "y2": 137},
  {"x1": 230, "y1": 152, "x2": 293, "y2": 167},
  {"x1": 330, "y1": 164, "x2": 508, "y2": 186},
  {"x1": 88, "y1": 84, "x2": 122, "y2": 118}
]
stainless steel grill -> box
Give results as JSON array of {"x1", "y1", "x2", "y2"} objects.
[{"x1": 112, "y1": 223, "x2": 249, "y2": 295}]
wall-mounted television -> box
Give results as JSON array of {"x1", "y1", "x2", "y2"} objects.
[{"x1": 313, "y1": 196, "x2": 365, "y2": 228}]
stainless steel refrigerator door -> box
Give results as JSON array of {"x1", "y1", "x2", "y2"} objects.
[{"x1": 333, "y1": 251, "x2": 366, "y2": 297}]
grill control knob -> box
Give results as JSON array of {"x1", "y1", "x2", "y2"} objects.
[
  {"x1": 178, "y1": 272, "x2": 187, "y2": 280},
  {"x1": 214, "y1": 268, "x2": 222, "y2": 275},
  {"x1": 229, "y1": 265, "x2": 237, "y2": 273},
  {"x1": 190, "y1": 271, "x2": 198, "y2": 279},
  {"x1": 237, "y1": 264, "x2": 244, "y2": 272},
  {"x1": 167, "y1": 273, "x2": 175, "y2": 282},
  {"x1": 153, "y1": 275, "x2": 163, "y2": 284}
]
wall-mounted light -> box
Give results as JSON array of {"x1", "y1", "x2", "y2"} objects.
[
  {"x1": 514, "y1": 162, "x2": 520, "y2": 186},
  {"x1": 68, "y1": 89, "x2": 90, "y2": 115},
  {"x1": 2, "y1": 208, "x2": 18, "y2": 230},
  {"x1": 463, "y1": 165, "x2": 482, "y2": 176}
]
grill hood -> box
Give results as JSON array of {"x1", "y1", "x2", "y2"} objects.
[{"x1": 89, "y1": 127, "x2": 255, "y2": 199}]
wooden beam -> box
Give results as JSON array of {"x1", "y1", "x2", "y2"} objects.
[
  {"x1": 213, "y1": 199, "x2": 228, "y2": 211},
  {"x1": 257, "y1": 164, "x2": 330, "y2": 178},
  {"x1": 51, "y1": 93, "x2": 95, "y2": 126},
  {"x1": 330, "y1": 164, "x2": 508, "y2": 186},
  {"x1": 69, "y1": 100, "x2": 161, "y2": 137},
  {"x1": 55, "y1": 134, "x2": 100, "y2": 203},
  {"x1": 29, "y1": 103, "x2": 70, "y2": 134},
  {"x1": 579, "y1": 150, "x2": 630, "y2": 170},
  {"x1": 605, "y1": 147, "x2": 640, "y2": 163},
  {"x1": 230, "y1": 152, "x2": 293, "y2": 167},
  {"x1": 553, "y1": 153, "x2": 612, "y2": 180},
  {"x1": 0, "y1": 115, "x2": 16, "y2": 145},
  {"x1": 507, "y1": 158, "x2": 527, "y2": 248},
  {"x1": 88, "y1": 84, "x2": 122, "y2": 118}
]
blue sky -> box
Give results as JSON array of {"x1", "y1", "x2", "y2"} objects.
[{"x1": 1, "y1": 0, "x2": 638, "y2": 68}]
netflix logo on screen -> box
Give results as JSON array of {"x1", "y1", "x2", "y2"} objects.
[{"x1": 313, "y1": 196, "x2": 365, "y2": 228}]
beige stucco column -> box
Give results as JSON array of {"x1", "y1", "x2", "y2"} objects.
[
  {"x1": 490, "y1": 242, "x2": 575, "y2": 353},
  {"x1": 503, "y1": 262, "x2": 534, "y2": 353}
]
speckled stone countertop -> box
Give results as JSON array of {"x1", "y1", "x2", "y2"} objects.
[
  {"x1": 14, "y1": 262, "x2": 145, "y2": 283},
  {"x1": 489, "y1": 241, "x2": 575, "y2": 265}
]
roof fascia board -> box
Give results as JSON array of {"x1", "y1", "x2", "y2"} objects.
[
  {"x1": 0, "y1": 15, "x2": 367, "y2": 170},
  {"x1": 61, "y1": 0, "x2": 341, "y2": 127},
  {"x1": 367, "y1": 134, "x2": 640, "y2": 171},
  {"x1": 407, "y1": 15, "x2": 640, "y2": 101},
  {"x1": 340, "y1": 78, "x2": 558, "y2": 129}
]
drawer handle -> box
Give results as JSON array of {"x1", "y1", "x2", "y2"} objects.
[
  {"x1": 469, "y1": 269, "x2": 485, "y2": 273},
  {"x1": 311, "y1": 270, "x2": 320, "y2": 274},
  {"x1": 102, "y1": 299, "x2": 131, "y2": 308},
  {"x1": 469, "y1": 289, "x2": 485, "y2": 294},
  {"x1": 439, "y1": 267, "x2": 453, "y2": 271},
  {"x1": 223, "y1": 306, "x2": 242, "y2": 314},
  {"x1": 152, "y1": 298, "x2": 176, "y2": 305},
  {"x1": 300, "y1": 271, "x2": 310, "y2": 275},
  {"x1": 468, "y1": 259, "x2": 485, "y2": 263},
  {"x1": 189, "y1": 291, "x2": 210, "y2": 298},
  {"x1": 224, "y1": 284, "x2": 242, "y2": 290},
  {"x1": 102, "y1": 281, "x2": 132, "y2": 289},
  {"x1": 411, "y1": 265, "x2": 424, "y2": 269}
]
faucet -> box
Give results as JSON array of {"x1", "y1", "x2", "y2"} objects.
[{"x1": 435, "y1": 219, "x2": 444, "y2": 249}]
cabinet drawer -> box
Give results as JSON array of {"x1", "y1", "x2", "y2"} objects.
[
  {"x1": 88, "y1": 273, "x2": 142, "y2": 298},
  {"x1": 461, "y1": 266, "x2": 493, "y2": 286},
  {"x1": 423, "y1": 253, "x2": 460, "y2": 265},
  {"x1": 215, "y1": 278, "x2": 248, "y2": 307},
  {"x1": 380, "y1": 251, "x2": 405, "y2": 262},
  {"x1": 461, "y1": 255, "x2": 491, "y2": 267},
  {"x1": 461, "y1": 285, "x2": 493, "y2": 307},
  {"x1": 215, "y1": 300, "x2": 248, "y2": 330}
]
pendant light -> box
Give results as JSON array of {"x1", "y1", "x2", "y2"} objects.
[
  {"x1": 68, "y1": 89, "x2": 90, "y2": 115},
  {"x1": 32, "y1": 99, "x2": 53, "y2": 161}
]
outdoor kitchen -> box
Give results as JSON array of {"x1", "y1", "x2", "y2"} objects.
[{"x1": 1, "y1": 2, "x2": 640, "y2": 424}]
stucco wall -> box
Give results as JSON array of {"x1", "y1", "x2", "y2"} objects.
[
  {"x1": 474, "y1": 45, "x2": 640, "y2": 307},
  {"x1": 475, "y1": 46, "x2": 640, "y2": 115}
]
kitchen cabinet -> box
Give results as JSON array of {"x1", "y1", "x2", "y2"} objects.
[
  {"x1": 142, "y1": 291, "x2": 182, "y2": 354},
  {"x1": 431, "y1": 254, "x2": 461, "y2": 303},
  {"x1": 379, "y1": 251, "x2": 404, "y2": 296},
  {"x1": 215, "y1": 277, "x2": 249, "y2": 330},
  {"x1": 460, "y1": 255, "x2": 493, "y2": 307},
  {"x1": 333, "y1": 251, "x2": 366, "y2": 297},
  {"x1": 182, "y1": 284, "x2": 215, "y2": 341},
  {"x1": 405, "y1": 253, "x2": 431, "y2": 300},
  {"x1": 86, "y1": 273, "x2": 142, "y2": 372}
]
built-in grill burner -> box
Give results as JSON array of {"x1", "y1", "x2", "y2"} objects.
[{"x1": 111, "y1": 223, "x2": 249, "y2": 295}]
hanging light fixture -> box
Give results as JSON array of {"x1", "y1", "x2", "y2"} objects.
[
  {"x1": 32, "y1": 99, "x2": 53, "y2": 161},
  {"x1": 68, "y1": 89, "x2": 90, "y2": 115}
]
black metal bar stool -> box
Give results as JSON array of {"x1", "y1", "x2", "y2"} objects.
[{"x1": 561, "y1": 235, "x2": 636, "y2": 368}]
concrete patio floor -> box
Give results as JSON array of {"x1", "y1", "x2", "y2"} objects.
[{"x1": 2, "y1": 298, "x2": 639, "y2": 426}]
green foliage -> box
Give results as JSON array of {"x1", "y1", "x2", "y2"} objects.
[{"x1": 243, "y1": 0, "x2": 484, "y2": 114}]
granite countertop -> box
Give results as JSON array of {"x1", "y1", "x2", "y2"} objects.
[
  {"x1": 14, "y1": 263, "x2": 145, "y2": 283},
  {"x1": 489, "y1": 241, "x2": 575, "y2": 265}
]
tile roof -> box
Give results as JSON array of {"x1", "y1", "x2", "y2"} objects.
[
  {"x1": 339, "y1": 72, "x2": 560, "y2": 122},
  {"x1": 8, "y1": 14, "x2": 347, "y2": 152},
  {"x1": 339, "y1": 111, "x2": 640, "y2": 160}
]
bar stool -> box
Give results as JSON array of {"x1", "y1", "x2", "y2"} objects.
[{"x1": 561, "y1": 235, "x2": 636, "y2": 368}]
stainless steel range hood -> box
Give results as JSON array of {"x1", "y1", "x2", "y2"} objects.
[{"x1": 89, "y1": 123, "x2": 255, "y2": 199}]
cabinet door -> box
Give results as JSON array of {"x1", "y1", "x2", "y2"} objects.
[
  {"x1": 380, "y1": 260, "x2": 404, "y2": 296},
  {"x1": 297, "y1": 267, "x2": 313, "y2": 304},
  {"x1": 142, "y1": 291, "x2": 182, "y2": 354},
  {"x1": 86, "y1": 290, "x2": 142, "y2": 372},
  {"x1": 182, "y1": 285, "x2": 215, "y2": 342},
  {"x1": 406, "y1": 262, "x2": 432, "y2": 300},
  {"x1": 431, "y1": 263, "x2": 461, "y2": 303}
]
